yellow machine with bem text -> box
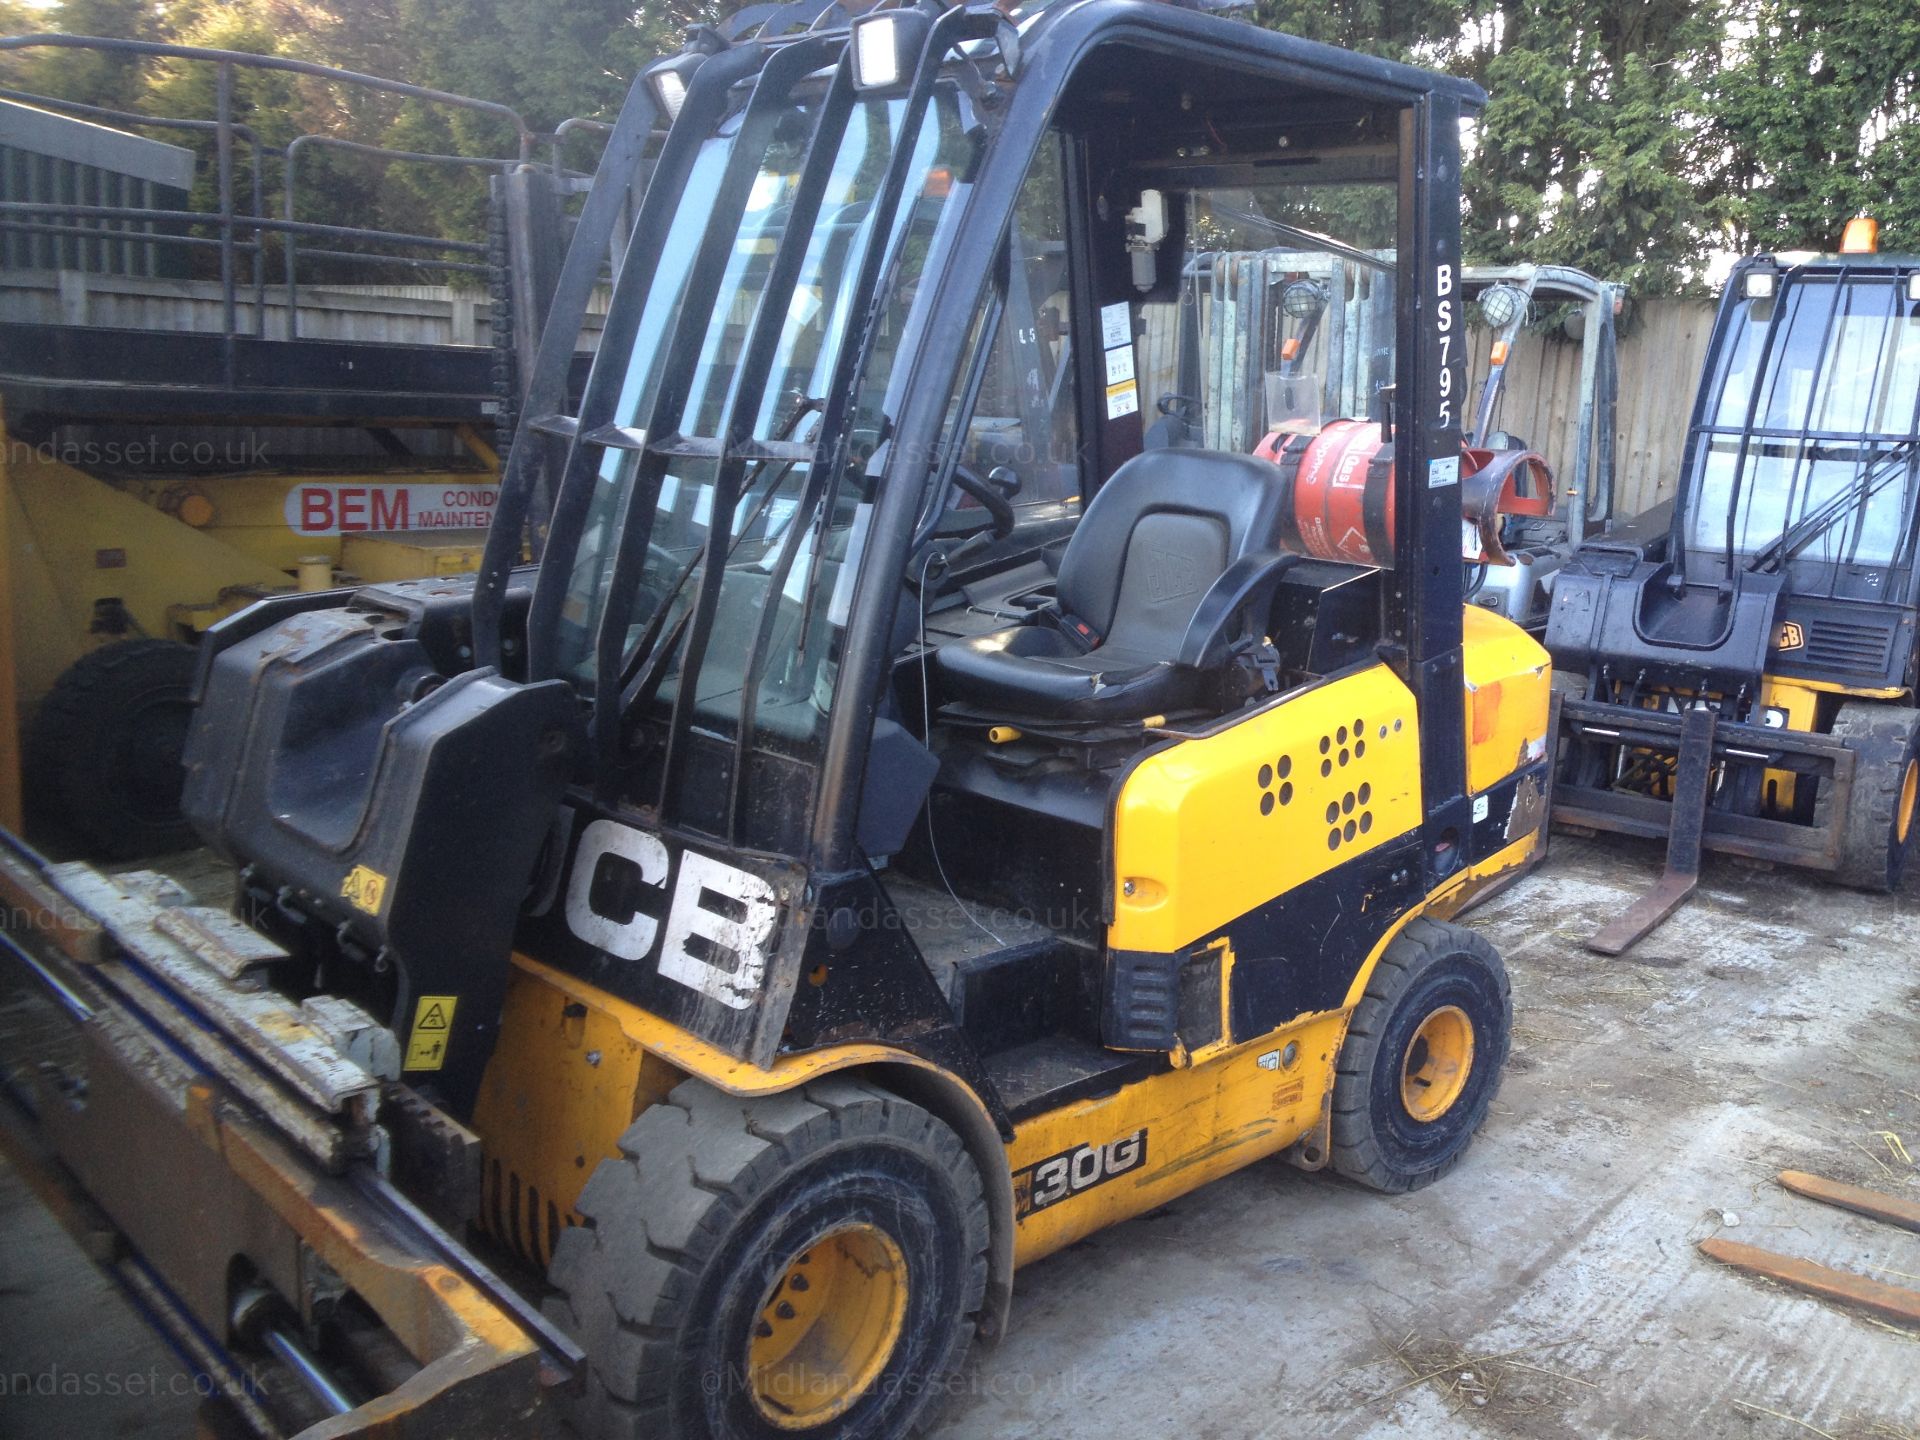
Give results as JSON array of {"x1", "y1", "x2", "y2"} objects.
[{"x1": 0, "y1": 34, "x2": 593, "y2": 858}]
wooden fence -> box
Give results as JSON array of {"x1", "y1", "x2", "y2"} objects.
[
  {"x1": 0, "y1": 270, "x2": 610, "y2": 349},
  {"x1": 1480, "y1": 298, "x2": 1717, "y2": 521},
  {"x1": 3, "y1": 269, "x2": 1715, "y2": 518}
]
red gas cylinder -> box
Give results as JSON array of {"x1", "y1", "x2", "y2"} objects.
[
  {"x1": 1254, "y1": 419, "x2": 1395, "y2": 568},
  {"x1": 1253, "y1": 423, "x2": 1555, "y2": 568}
]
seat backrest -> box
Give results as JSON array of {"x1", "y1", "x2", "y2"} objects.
[{"x1": 1056, "y1": 450, "x2": 1289, "y2": 650}]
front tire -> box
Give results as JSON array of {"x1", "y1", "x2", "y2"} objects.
[
  {"x1": 547, "y1": 1075, "x2": 989, "y2": 1440},
  {"x1": 1818, "y1": 701, "x2": 1920, "y2": 892},
  {"x1": 1331, "y1": 917, "x2": 1512, "y2": 1193}
]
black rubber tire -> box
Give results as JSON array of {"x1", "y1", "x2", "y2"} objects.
[
  {"x1": 1816, "y1": 700, "x2": 1920, "y2": 892},
  {"x1": 24, "y1": 638, "x2": 198, "y2": 860},
  {"x1": 1330, "y1": 917, "x2": 1512, "y2": 1194},
  {"x1": 546, "y1": 1075, "x2": 990, "y2": 1440}
]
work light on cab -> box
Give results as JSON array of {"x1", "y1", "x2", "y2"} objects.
[
  {"x1": 851, "y1": 9, "x2": 934, "y2": 92},
  {"x1": 646, "y1": 53, "x2": 703, "y2": 122}
]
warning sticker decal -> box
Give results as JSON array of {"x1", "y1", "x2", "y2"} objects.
[
  {"x1": 404, "y1": 993, "x2": 458, "y2": 1071},
  {"x1": 340, "y1": 865, "x2": 388, "y2": 916}
]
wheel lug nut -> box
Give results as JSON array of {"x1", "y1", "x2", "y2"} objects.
[
  {"x1": 755, "y1": 1320, "x2": 773, "y2": 1338},
  {"x1": 776, "y1": 1301, "x2": 796, "y2": 1319},
  {"x1": 789, "y1": 1274, "x2": 810, "y2": 1292}
]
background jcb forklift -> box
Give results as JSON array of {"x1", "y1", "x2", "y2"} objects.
[
  {"x1": 1550, "y1": 219, "x2": 1920, "y2": 952},
  {"x1": 0, "y1": 3, "x2": 1555, "y2": 1437}
]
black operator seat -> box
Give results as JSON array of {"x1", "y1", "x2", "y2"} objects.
[{"x1": 932, "y1": 448, "x2": 1295, "y2": 723}]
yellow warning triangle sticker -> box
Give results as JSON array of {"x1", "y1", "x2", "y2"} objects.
[{"x1": 418, "y1": 1002, "x2": 450, "y2": 1031}]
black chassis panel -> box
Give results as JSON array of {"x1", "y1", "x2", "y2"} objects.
[
  {"x1": 510, "y1": 799, "x2": 810, "y2": 1069},
  {"x1": 184, "y1": 588, "x2": 578, "y2": 1115},
  {"x1": 1546, "y1": 555, "x2": 1785, "y2": 701}
]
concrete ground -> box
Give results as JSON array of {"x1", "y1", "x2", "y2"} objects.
[
  {"x1": 0, "y1": 1157, "x2": 200, "y2": 1438},
  {"x1": 2, "y1": 835, "x2": 1916, "y2": 1439}
]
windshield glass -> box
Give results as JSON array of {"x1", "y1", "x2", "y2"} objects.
[
  {"x1": 1137, "y1": 181, "x2": 1397, "y2": 453},
  {"x1": 1684, "y1": 272, "x2": 1920, "y2": 568},
  {"x1": 547, "y1": 80, "x2": 974, "y2": 755}
]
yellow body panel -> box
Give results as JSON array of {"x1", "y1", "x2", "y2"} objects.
[
  {"x1": 471, "y1": 963, "x2": 686, "y2": 1269},
  {"x1": 478, "y1": 608, "x2": 1552, "y2": 1283},
  {"x1": 481, "y1": 829, "x2": 1549, "y2": 1281},
  {"x1": 0, "y1": 414, "x2": 496, "y2": 719},
  {"x1": 1004, "y1": 1011, "x2": 1348, "y2": 1263},
  {"x1": 1111, "y1": 662, "x2": 1423, "y2": 956},
  {"x1": 1760, "y1": 673, "x2": 1905, "y2": 702},
  {"x1": 1760, "y1": 678, "x2": 1824, "y2": 729},
  {"x1": 1758, "y1": 677, "x2": 1825, "y2": 810},
  {"x1": 3, "y1": 444, "x2": 284, "y2": 707},
  {"x1": 1005, "y1": 822, "x2": 1544, "y2": 1263},
  {"x1": 475, "y1": 956, "x2": 1013, "y2": 1262},
  {"x1": 1461, "y1": 602, "x2": 1552, "y2": 794},
  {"x1": 117, "y1": 466, "x2": 495, "y2": 576},
  {"x1": 478, "y1": 834, "x2": 1549, "y2": 1276},
  {"x1": 1417, "y1": 828, "x2": 1544, "y2": 934},
  {"x1": 343, "y1": 530, "x2": 492, "y2": 583}
]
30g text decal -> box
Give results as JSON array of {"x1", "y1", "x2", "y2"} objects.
[
  {"x1": 1013, "y1": 1129, "x2": 1149, "y2": 1218},
  {"x1": 1435, "y1": 262, "x2": 1457, "y2": 430}
]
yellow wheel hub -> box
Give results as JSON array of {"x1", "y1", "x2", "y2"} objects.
[
  {"x1": 1400, "y1": 1005, "x2": 1475, "y2": 1123},
  {"x1": 746, "y1": 1222, "x2": 908, "y2": 1430},
  {"x1": 1898, "y1": 759, "x2": 1918, "y2": 845}
]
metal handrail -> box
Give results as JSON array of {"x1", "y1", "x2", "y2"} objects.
[
  {"x1": 0, "y1": 84, "x2": 273, "y2": 322},
  {"x1": 0, "y1": 33, "x2": 615, "y2": 389},
  {"x1": 0, "y1": 34, "x2": 535, "y2": 156},
  {"x1": 280, "y1": 133, "x2": 518, "y2": 335}
]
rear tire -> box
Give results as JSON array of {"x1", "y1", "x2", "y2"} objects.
[
  {"x1": 1331, "y1": 917, "x2": 1512, "y2": 1194},
  {"x1": 1818, "y1": 701, "x2": 1920, "y2": 892},
  {"x1": 546, "y1": 1075, "x2": 989, "y2": 1440},
  {"x1": 24, "y1": 638, "x2": 198, "y2": 860}
]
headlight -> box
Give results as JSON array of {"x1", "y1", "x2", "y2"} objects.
[
  {"x1": 1281, "y1": 279, "x2": 1325, "y2": 320},
  {"x1": 1478, "y1": 282, "x2": 1527, "y2": 330}
]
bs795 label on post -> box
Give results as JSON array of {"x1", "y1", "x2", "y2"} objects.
[{"x1": 1435, "y1": 261, "x2": 1458, "y2": 432}]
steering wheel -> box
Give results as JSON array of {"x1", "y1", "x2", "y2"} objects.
[{"x1": 950, "y1": 462, "x2": 1017, "y2": 539}]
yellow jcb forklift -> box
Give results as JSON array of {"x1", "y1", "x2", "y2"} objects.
[
  {"x1": 0, "y1": 3, "x2": 1554, "y2": 1436},
  {"x1": 1549, "y1": 218, "x2": 1920, "y2": 951}
]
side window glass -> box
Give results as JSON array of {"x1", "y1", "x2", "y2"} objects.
[{"x1": 958, "y1": 138, "x2": 1081, "y2": 509}]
